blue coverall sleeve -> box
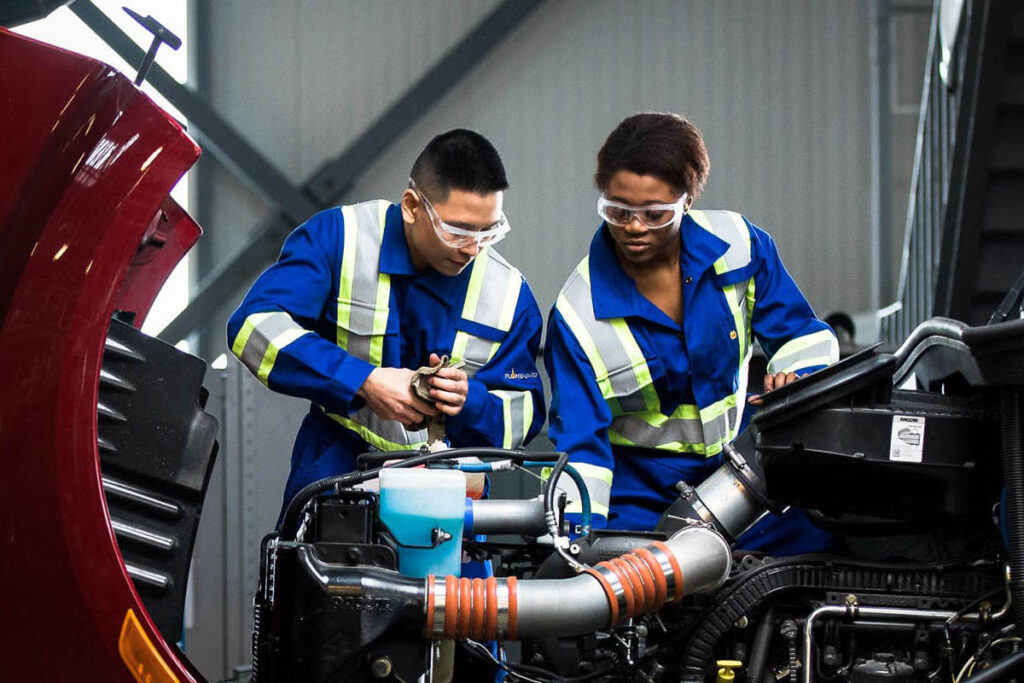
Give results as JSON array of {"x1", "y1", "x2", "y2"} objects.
[
  {"x1": 447, "y1": 279, "x2": 546, "y2": 449},
  {"x1": 226, "y1": 210, "x2": 375, "y2": 414},
  {"x1": 748, "y1": 221, "x2": 839, "y2": 376},
  {"x1": 544, "y1": 308, "x2": 614, "y2": 527}
]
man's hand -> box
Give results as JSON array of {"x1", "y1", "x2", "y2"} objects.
[
  {"x1": 747, "y1": 371, "x2": 798, "y2": 405},
  {"x1": 426, "y1": 352, "x2": 470, "y2": 416},
  {"x1": 358, "y1": 367, "x2": 439, "y2": 426}
]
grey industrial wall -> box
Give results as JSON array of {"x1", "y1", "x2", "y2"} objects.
[
  {"x1": 185, "y1": 2, "x2": 929, "y2": 679},
  {"x1": 196, "y1": 0, "x2": 928, "y2": 337}
]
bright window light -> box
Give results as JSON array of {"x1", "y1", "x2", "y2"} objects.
[{"x1": 15, "y1": 1, "x2": 193, "y2": 340}]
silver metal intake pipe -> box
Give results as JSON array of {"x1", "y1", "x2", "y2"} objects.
[
  {"x1": 468, "y1": 497, "x2": 548, "y2": 536},
  {"x1": 689, "y1": 462, "x2": 768, "y2": 541},
  {"x1": 667, "y1": 441, "x2": 771, "y2": 543},
  {"x1": 424, "y1": 525, "x2": 731, "y2": 640}
]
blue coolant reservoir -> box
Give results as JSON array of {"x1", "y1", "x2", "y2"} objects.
[{"x1": 378, "y1": 468, "x2": 466, "y2": 578}]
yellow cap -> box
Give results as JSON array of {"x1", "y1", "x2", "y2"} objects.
[{"x1": 716, "y1": 660, "x2": 743, "y2": 683}]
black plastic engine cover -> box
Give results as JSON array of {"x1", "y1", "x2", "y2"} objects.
[
  {"x1": 753, "y1": 346, "x2": 1000, "y2": 520},
  {"x1": 254, "y1": 540, "x2": 426, "y2": 683}
]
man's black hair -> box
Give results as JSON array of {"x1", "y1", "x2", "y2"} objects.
[{"x1": 410, "y1": 129, "x2": 508, "y2": 201}]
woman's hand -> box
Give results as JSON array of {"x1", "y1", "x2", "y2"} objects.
[{"x1": 747, "y1": 371, "x2": 798, "y2": 405}]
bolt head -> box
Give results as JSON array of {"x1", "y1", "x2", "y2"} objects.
[{"x1": 371, "y1": 656, "x2": 392, "y2": 677}]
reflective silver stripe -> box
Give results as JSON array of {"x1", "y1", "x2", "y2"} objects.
[
  {"x1": 455, "y1": 249, "x2": 523, "y2": 376},
  {"x1": 463, "y1": 249, "x2": 519, "y2": 330},
  {"x1": 731, "y1": 280, "x2": 749, "y2": 308},
  {"x1": 333, "y1": 201, "x2": 424, "y2": 447},
  {"x1": 690, "y1": 210, "x2": 752, "y2": 273},
  {"x1": 490, "y1": 389, "x2": 532, "y2": 449},
  {"x1": 558, "y1": 264, "x2": 649, "y2": 412},
  {"x1": 341, "y1": 201, "x2": 391, "y2": 361},
  {"x1": 549, "y1": 462, "x2": 612, "y2": 517},
  {"x1": 557, "y1": 474, "x2": 612, "y2": 516},
  {"x1": 767, "y1": 330, "x2": 840, "y2": 375},
  {"x1": 237, "y1": 311, "x2": 308, "y2": 376},
  {"x1": 610, "y1": 413, "x2": 705, "y2": 448},
  {"x1": 460, "y1": 335, "x2": 497, "y2": 377},
  {"x1": 342, "y1": 405, "x2": 429, "y2": 448},
  {"x1": 579, "y1": 474, "x2": 611, "y2": 515},
  {"x1": 701, "y1": 404, "x2": 738, "y2": 447}
]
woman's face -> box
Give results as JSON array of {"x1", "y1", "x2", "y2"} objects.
[{"x1": 603, "y1": 170, "x2": 687, "y2": 267}]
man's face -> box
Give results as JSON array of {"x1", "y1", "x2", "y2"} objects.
[
  {"x1": 402, "y1": 187, "x2": 505, "y2": 276},
  {"x1": 603, "y1": 170, "x2": 688, "y2": 267}
]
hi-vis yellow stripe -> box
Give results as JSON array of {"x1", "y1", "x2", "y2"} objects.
[
  {"x1": 327, "y1": 412, "x2": 429, "y2": 451},
  {"x1": 230, "y1": 311, "x2": 272, "y2": 358},
  {"x1": 557, "y1": 291, "x2": 617, "y2": 408},
  {"x1": 256, "y1": 328, "x2": 309, "y2": 384},
  {"x1": 337, "y1": 205, "x2": 359, "y2": 348},
  {"x1": 461, "y1": 248, "x2": 489, "y2": 317}
]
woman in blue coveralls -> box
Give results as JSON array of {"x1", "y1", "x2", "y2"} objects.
[{"x1": 545, "y1": 113, "x2": 839, "y2": 554}]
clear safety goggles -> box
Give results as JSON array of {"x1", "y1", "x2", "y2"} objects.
[
  {"x1": 597, "y1": 193, "x2": 689, "y2": 229},
  {"x1": 410, "y1": 178, "x2": 510, "y2": 249}
]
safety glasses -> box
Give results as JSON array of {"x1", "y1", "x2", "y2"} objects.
[
  {"x1": 409, "y1": 178, "x2": 510, "y2": 249},
  {"x1": 597, "y1": 193, "x2": 689, "y2": 229}
]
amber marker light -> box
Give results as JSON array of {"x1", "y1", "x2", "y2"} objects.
[{"x1": 118, "y1": 608, "x2": 180, "y2": 683}]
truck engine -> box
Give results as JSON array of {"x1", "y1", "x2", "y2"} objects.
[{"x1": 251, "y1": 318, "x2": 1024, "y2": 683}]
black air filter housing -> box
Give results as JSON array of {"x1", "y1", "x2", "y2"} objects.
[{"x1": 751, "y1": 346, "x2": 1000, "y2": 521}]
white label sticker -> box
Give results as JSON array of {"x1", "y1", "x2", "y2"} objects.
[{"x1": 889, "y1": 415, "x2": 925, "y2": 463}]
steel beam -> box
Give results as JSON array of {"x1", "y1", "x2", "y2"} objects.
[
  {"x1": 69, "y1": 0, "x2": 321, "y2": 225},
  {"x1": 157, "y1": 0, "x2": 545, "y2": 344},
  {"x1": 869, "y1": 0, "x2": 894, "y2": 309}
]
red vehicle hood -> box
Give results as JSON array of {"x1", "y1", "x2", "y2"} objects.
[{"x1": 0, "y1": 28, "x2": 205, "y2": 682}]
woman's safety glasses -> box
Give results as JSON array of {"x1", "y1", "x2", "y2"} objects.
[
  {"x1": 597, "y1": 193, "x2": 689, "y2": 229},
  {"x1": 410, "y1": 178, "x2": 510, "y2": 249}
]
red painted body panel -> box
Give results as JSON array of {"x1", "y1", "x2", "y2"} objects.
[
  {"x1": 0, "y1": 29, "x2": 204, "y2": 681},
  {"x1": 117, "y1": 196, "x2": 201, "y2": 329}
]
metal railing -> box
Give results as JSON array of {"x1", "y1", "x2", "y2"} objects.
[{"x1": 881, "y1": 0, "x2": 978, "y2": 344}]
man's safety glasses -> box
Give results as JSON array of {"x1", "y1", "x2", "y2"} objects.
[
  {"x1": 597, "y1": 193, "x2": 689, "y2": 229},
  {"x1": 410, "y1": 178, "x2": 510, "y2": 249}
]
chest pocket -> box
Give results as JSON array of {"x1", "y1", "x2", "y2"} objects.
[
  {"x1": 335, "y1": 297, "x2": 393, "y2": 367},
  {"x1": 450, "y1": 248, "x2": 523, "y2": 378}
]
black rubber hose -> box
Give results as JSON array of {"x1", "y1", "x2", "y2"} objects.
[
  {"x1": 543, "y1": 451, "x2": 570, "y2": 540},
  {"x1": 357, "y1": 447, "x2": 560, "y2": 469},
  {"x1": 963, "y1": 649, "x2": 1024, "y2": 682},
  {"x1": 999, "y1": 391, "x2": 1024, "y2": 631},
  {"x1": 279, "y1": 448, "x2": 448, "y2": 540},
  {"x1": 746, "y1": 606, "x2": 775, "y2": 683}
]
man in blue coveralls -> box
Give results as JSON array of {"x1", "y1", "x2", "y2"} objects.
[
  {"x1": 545, "y1": 113, "x2": 838, "y2": 554},
  {"x1": 228, "y1": 129, "x2": 546, "y2": 519}
]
